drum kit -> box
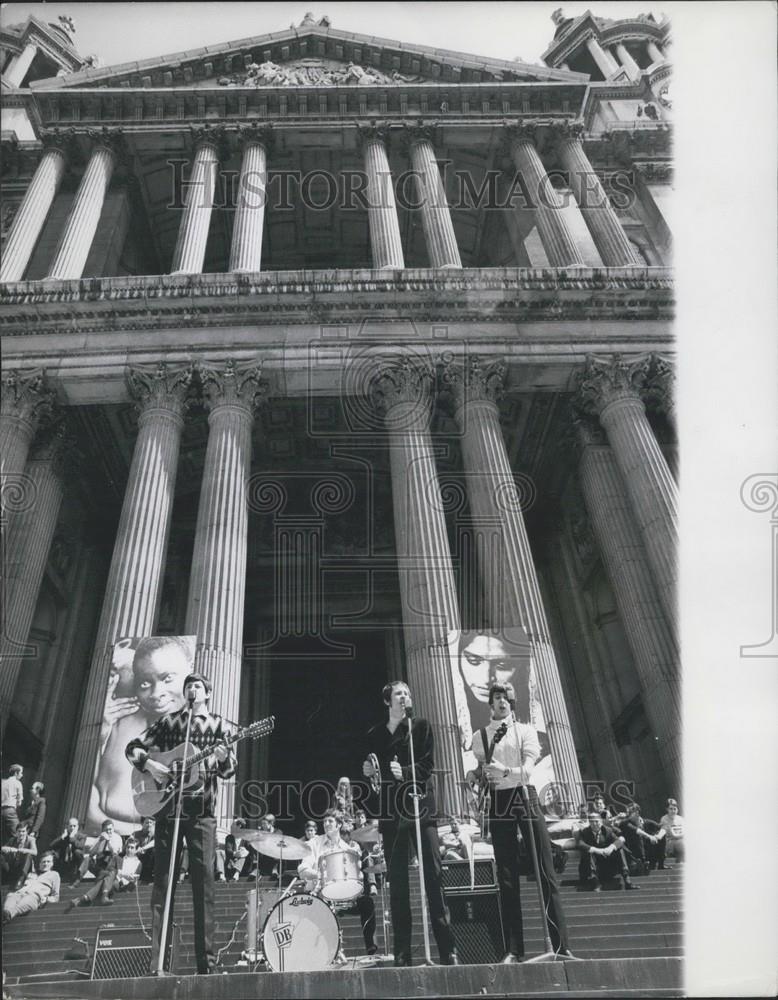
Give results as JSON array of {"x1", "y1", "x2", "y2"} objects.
[{"x1": 234, "y1": 822, "x2": 390, "y2": 972}]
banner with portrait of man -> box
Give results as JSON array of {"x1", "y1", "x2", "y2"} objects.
[
  {"x1": 448, "y1": 626, "x2": 557, "y2": 813},
  {"x1": 86, "y1": 634, "x2": 196, "y2": 835}
]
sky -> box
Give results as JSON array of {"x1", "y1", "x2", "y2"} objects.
[
  {"x1": 1, "y1": 1, "x2": 666, "y2": 68},
  {"x1": 1, "y1": 3, "x2": 777, "y2": 996}
]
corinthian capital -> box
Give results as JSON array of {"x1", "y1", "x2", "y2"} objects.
[
  {"x1": 442, "y1": 355, "x2": 506, "y2": 411},
  {"x1": 643, "y1": 354, "x2": 676, "y2": 420},
  {"x1": 198, "y1": 359, "x2": 264, "y2": 412},
  {"x1": 1, "y1": 368, "x2": 56, "y2": 431},
  {"x1": 356, "y1": 120, "x2": 393, "y2": 149},
  {"x1": 191, "y1": 124, "x2": 228, "y2": 157},
  {"x1": 85, "y1": 126, "x2": 127, "y2": 161},
  {"x1": 29, "y1": 416, "x2": 82, "y2": 480},
  {"x1": 401, "y1": 120, "x2": 440, "y2": 151},
  {"x1": 575, "y1": 354, "x2": 652, "y2": 416},
  {"x1": 234, "y1": 123, "x2": 274, "y2": 154},
  {"x1": 126, "y1": 362, "x2": 195, "y2": 417},
  {"x1": 39, "y1": 127, "x2": 78, "y2": 160},
  {"x1": 371, "y1": 357, "x2": 434, "y2": 416}
]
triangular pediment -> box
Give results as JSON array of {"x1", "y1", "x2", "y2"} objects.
[{"x1": 30, "y1": 23, "x2": 586, "y2": 92}]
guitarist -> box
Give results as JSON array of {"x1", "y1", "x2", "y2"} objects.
[
  {"x1": 125, "y1": 672, "x2": 235, "y2": 976},
  {"x1": 468, "y1": 683, "x2": 571, "y2": 964}
]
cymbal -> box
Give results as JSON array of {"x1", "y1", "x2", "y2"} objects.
[
  {"x1": 350, "y1": 824, "x2": 381, "y2": 845},
  {"x1": 253, "y1": 831, "x2": 309, "y2": 861},
  {"x1": 230, "y1": 822, "x2": 269, "y2": 845}
]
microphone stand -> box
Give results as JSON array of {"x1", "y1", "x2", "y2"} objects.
[
  {"x1": 508, "y1": 713, "x2": 567, "y2": 965},
  {"x1": 403, "y1": 704, "x2": 433, "y2": 966},
  {"x1": 155, "y1": 695, "x2": 195, "y2": 976}
]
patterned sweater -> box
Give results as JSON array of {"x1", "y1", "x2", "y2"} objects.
[{"x1": 125, "y1": 708, "x2": 236, "y2": 818}]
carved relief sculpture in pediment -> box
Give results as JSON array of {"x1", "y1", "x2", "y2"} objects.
[{"x1": 217, "y1": 58, "x2": 422, "y2": 88}]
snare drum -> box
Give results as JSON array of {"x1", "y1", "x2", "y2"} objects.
[
  {"x1": 318, "y1": 848, "x2": 363, "y2": 902},
  {"x1": 261, "y1": 892, "x2": 340, "y2": 972}
]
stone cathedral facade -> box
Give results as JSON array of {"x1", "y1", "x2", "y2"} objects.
[{"x1": 0, "y1": 9, "x2": 676, "y2": 837}]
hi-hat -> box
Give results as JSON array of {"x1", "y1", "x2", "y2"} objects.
[
  {"x1": 253, "y1": 831, "x2": 309, "y2": 860},
  {"x1": 350, "y1": 824, "x2": 381, "y2": 845}
]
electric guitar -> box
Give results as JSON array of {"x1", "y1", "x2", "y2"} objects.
[
  {"x1": 131, "y1": 716, "x2": 275, "y2": 817},
  {"x1": 475, "y1": 722, "x2": 508, "y2": 835}
]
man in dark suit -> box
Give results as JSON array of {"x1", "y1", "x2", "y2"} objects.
[
  {"x1": 577, "y1": 812, "x2": 640, "y2": 891},
  {"x1": 49, "y1": 817, "x2": 87, "y2": 883}
]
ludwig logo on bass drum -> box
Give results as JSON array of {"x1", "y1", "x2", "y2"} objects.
[{"x1": 290, "y1": 895, "x2": 314, "y2": 906}]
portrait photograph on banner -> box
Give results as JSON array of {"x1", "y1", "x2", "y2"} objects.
[{"x1": 87, "y1": 635, "x2": 197, "y2": 835}]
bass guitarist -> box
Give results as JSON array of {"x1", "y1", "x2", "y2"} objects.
[{"x1": 125, "y1": 672, "x2": 235, "y2": 975}]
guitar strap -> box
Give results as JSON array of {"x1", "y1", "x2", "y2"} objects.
[{"x1": 480, "y1": 728, "x2": 490, "y2": 759}]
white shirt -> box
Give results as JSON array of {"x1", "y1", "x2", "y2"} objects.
[
  {"x1": 1, "y1": 776, "x2": 23, "y2": 810},
  {"x1": 297, "y1": 834, "x2": 355, "y2": 885},
  {"x1": 472, "y1": 715, "x2": 541, "y2": 790},
  {"x1": 660, "y1": 812, "x2": 684, "y2": 840}
]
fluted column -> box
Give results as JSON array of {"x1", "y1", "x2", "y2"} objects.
[
  {"x1": 644, "y1": 354, "x2": 677, "y2": 431},
  {"x1": 577, "y1": 354, "x2": 678, "y2": 635},
  {"x1": 507, "y1": 124, "x2": 584, "y2": 267},
  {"x1": 554, "y1": 125, "x2": 642, "y2": 266},
  {"x1": 5, "y1": 41, "x2": 37, "y2": 87},
  {"x1": 359, "y1": 123, "x2": 404, "y2": 269},
  {"x1": 647, "y1": 41, "x2": 665, "y2": 64},
  {"x1": 575, "y1": 416, "x2": 681, "y2": 790},
  {"x1": 184, "y1": 360, "x2": 262, "y2": 824},
  {"x1": 228, "y1": 126, "x2": 271, "y2": 273},
  {"x1": 0, "y1": 421, "x2": 75, "y2": 723},
  {"x1": 615, "y1": 42, "x2": 641, "y2": 80},
  {"x1": 0, "y1": 369, "x2": 55, "y2": 482},
  {"x1": 1, "y1": 136, "x2": 70, "y2": 282},
  {"x1": 46, "y1": 130, "x2": 121, "y2": 280},
  {"x1": 447, "y1": 358, "x2": 583, "y2": 805},
  {"x1": 586, "y1": 36, "x2": 619, "y2": 77},
  {"x1": 373, "y1": 359, "x2": 464, "y2": 816},
  {"x1": 171, "y1": 127, "x2": 222, "y2": 274},
  {"x1": 64, "y1": 364, "x2": 193, "y2": 823},
  {"x1": 404, "y1": 123, "x2": 461, "y2": 269}
]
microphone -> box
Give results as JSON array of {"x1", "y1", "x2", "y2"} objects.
[
  {"x1": 404, "y1": 705, "x2": 413, "y2": 719},
  {"x1": 186, "y1": 688, "x2": 196, "y2": 704}
]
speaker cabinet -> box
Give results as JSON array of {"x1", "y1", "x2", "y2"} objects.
[
  {"x1": 91, "y1": 925, "x2": 176, "y2": 979},
  {"x1": 445, "y1": 891, "x2": 504, "y2": 964},
  {"x1": 440, "y1": 858, "x2": 497, "y2": 893}
]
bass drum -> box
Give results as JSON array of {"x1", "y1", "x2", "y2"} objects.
[{"x1": 261, "y1": 892, "x2": 340, "y2": 972}]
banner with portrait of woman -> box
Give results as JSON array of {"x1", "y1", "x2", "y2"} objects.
[
  {"x1": 448, "y1": 626, "x2": 558, "y2": 813},
  {"x1": 86, "y1": 634, "x2": 196, "y2": 835}
]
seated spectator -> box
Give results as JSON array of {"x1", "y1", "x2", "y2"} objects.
[
  {"x1": 1, "y1": 821, "x2": 37, "y2": 889},
  {"x1": 617, "y1": 802, "x2": 662, "y2": 874},
  {"x1": 75, "y1": 819, "x2": 122, "y2": 884},
  {"x1": 2, "y1": 851, "x2": 60, "y2": 924},
  {"x1": 577, "y1": 812, "x2": 640, "y2": 891},
  {"x1": 49, "y1": 817, "x2": 87, "y2": 882},
  {"x1": 68, "y1": 837, "x2": 143, "y2": 910},
  {"x1": 593, "y1": 794, "x2": 615, "y2": 825},
  {"x1": 115, "y1": 838, "x2": 143, "y2": 890},
  {"x1": 130, "y1": 817, "x2": 155, "y2": 882},
  {"x1": 439, "y1": 817, "x2": 471, "y2": 861},
  {"x1": 225, "y1": 819, "x2": 256, "y2": 881},
  {"x1": 23, "y1": 782, "x2": 47, "y2": 839},
  {"x1": 332, "y1": 776, "x2": 354, "y2": 821},
  {"x1": 656, "y1": 798, "x2": 684, "y2": 867}
]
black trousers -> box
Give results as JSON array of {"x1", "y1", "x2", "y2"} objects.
[
  {"x1": 490, "y1": 785, "x2": 569, "y2": 957},
  {"x1": 381, "y1": 820, "x2": 455, "y2": 963},
  {"x1": 151, "y1": 812, "x2": 216, "y2": 974},
  {"x1": 578, "y1": 847, "x2": 629, "y2": 883}
]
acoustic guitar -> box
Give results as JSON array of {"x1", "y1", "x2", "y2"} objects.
[{"x1": 131, "y1": 716, "x2": 274, "y2": 817}]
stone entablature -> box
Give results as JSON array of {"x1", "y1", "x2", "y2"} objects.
[
  {"x1": 0, "y1": 266, "x2": 673, "y2": 338},
  {"x1": 542, "y1": 12, "x2": 670, "y2": 68},
  {"x1": 26, "y1": 82, "x2": 589, "y2": 127}
]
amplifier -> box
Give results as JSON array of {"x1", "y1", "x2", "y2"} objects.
[
  {"x1": 440, "y1": 858, "x2": 497, "y2": 893},
  {"x1": 91, "y1": 925, "x2": 176, "y2": 980},
  {"x1": 446, "y1": 891, "x2": 504, "y2": 965}
]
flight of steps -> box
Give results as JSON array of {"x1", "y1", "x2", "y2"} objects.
[{"x1": 1, "y1": 862, "x2": 682, "y2": 983}]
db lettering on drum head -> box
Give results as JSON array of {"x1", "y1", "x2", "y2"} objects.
[{"x1": 261, "y1": 893, "x2": 339, "y2": 972}]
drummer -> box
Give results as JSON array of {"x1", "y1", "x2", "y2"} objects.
[{"x1": 298, "y1": 809, "x2": 377, "y2": 957}]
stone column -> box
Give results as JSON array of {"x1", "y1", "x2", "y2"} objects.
[
  {"x1": 228, "y1": 125, "x2": 272, "y2": 273},
  {"x1": 5, "y1": 41, "x2": 37, "y2": 87},
  {"x1": 404, "y1": 123, "x2": 461, "y2": 269},
  {"x1": 446, "y1": 357, "x2": 583, "y2": 805},
  {"x1": 171, "y1": 126, "x2": 222, "y2": 274},
  {"x1": 576, "y1": 354, "x2": 678, "y2": 635},
  {"x1": 0, "y1": 420, "x2": 75, "y2": 723},
  {"x1": 0, "y1": 135, "x2": 71, "y2": 282},
  {"x1": 575, "y1": 416, "x2": 681, "y2": 790},
  {"x1": 644, "y1": 354, "x2": 676, "y2": 431},
  {"x1": 0, "y1": 368, "x2": 55, "y2": 482},
  {"x1": 554, "y1": 125, "x2": 642, "y2": 267},
  {"x1": 46, "y1": 130, "x2": 121, "y2": 280},
  {"x1": 586, "y1": 36, "x2": 619, "y2": 77},
  {"x1": 184, "y1": 360, "x2": 263, "y2": 825},
  {"x1": 64, "y1": 364, "x2": 193, "y2": 823},
  {"x1": 506, "y1": 124, "x2": 584, "y2": 267},
  {"x1": 647, "y1": 41, "x2": 665, "y2": 64},
  {"x1": 372, "y1": 359, "x2": 464, "y2": 816},
  {"x1": 615, "y1": 42, "x2": 641, "y2": 80},
  {"x1": 359, "y1": 123, "x2": 405, "y2": 269}
]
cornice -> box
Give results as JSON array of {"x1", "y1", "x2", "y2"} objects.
[{"x1": 0, "y1": 267, "x2": 674, "y2": 337}]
